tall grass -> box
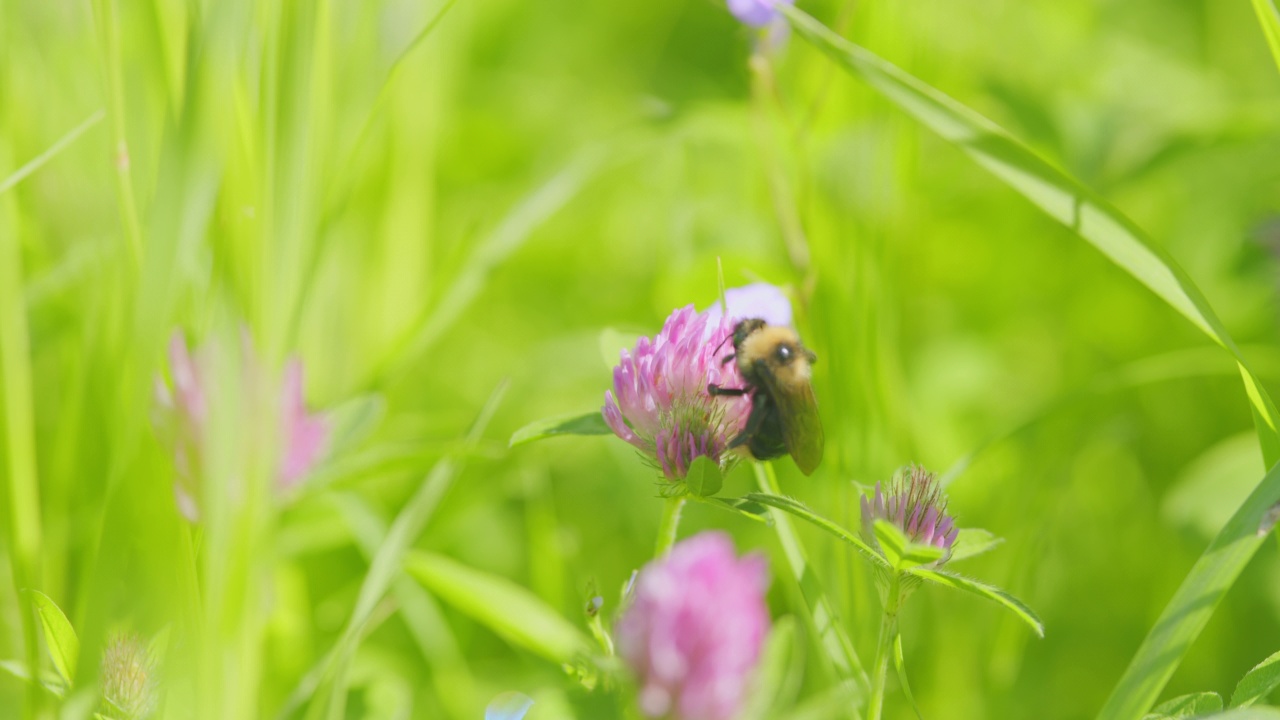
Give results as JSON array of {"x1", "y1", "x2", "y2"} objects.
[{"x1": 2, "y1": 0, "x2": 1280, "y2": 718}]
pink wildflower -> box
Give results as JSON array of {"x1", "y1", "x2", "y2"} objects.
[
  {"x1": 154, "y1": 332, "x2": 329, "y2": 520},
  {"x1": 616, "y1": 533, "x2": 771, "y2": 720},
  {"x1": 860, "y1": 465, "x2": 959, "y2": 564},
  {"x1": 602, "y1": 306, "x2": 751, "y2": 481}
]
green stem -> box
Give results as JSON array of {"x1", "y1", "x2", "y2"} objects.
[
  {"x1": 868, "y1": 572, "x2": 902, "y2": 720},
  {"x1": 753, "y1": 462, "x2": 871, "y2": 706},
  {"x1": 89, "y1": 0, "x2": 143, "y2": 272},
  {"x1": 654, "y1": 495, "x2": 686, "y2": 557},
  {"x1": 748, "y1": 52, "x2": 810, "y2": 279}
]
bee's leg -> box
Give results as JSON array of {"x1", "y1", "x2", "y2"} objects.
[
  {"x1": 728, "y1": 397, "x2": 769, "y2": 449},
  {"x1": 707, "y1": 383, "x2": 748, "y2": 397},
  {"x1": 719, "y1": 353, "x2": 736, "y2": 366}
]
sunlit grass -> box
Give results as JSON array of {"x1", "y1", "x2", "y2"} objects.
[{"x1": 3, "y1": 0, "x2": 1280, "y2": 717}]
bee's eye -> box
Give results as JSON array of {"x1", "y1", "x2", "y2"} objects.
[{"x1": 776, "y1": 345, "x2": 793, "y2": 363}]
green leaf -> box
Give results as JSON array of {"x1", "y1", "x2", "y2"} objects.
[
  {"x1": 692, "y1": 495, "x2": 772, "y2": 525},
  {"x1": 1190, "y1": 710, "x2": 1280, "y2": 720},
  {"x1": 27, "y1": 590, "x2": 78, "y2": 685},
  {"x1": 894, "y1": 633, "x2": 923, "y2": 720},
  {"x1": 745, "y1": 492, "x2": 887, "y2": 568},
  {"x1": 323, "y1": 393, "x2": 385, "y2": 457},
  {"x1": 741, "y1": 617, "x2": 803, "y2": 720},
  {"x1": 909, "y1": 568, "x2": 1044, "y2": 638},
  {"x1": 404, "y1": 550, "x2": 590, "y2": 664},
  {"x1": 874, "y1": 520, "x2": 944, "y2": 571},
  {"x1": 780, "y1": 4, "x2": 1280, "y2": 467},
  {"x1": 1252, "y1": 0, "x2": 1280, "y2": 76},
  {"x1": 509, "y1": 411, "x2": 611, "y2": 447},
  {"x1": 1233, "y1": 651, "x2": 1280, "y2": 708},
  {"x1": 1097, "y1": 461, "x2": 1280, "y2": 720},
  {"x1": 0, "y1": 658, "x2": 68, "y2": 697},
  {"x1": 950, "y1": 528, "x2": 1003, "y2": 562},
  {"x1": 1150, "y1": 692, "x2": 1223, "y2": 718},
  {"x1": 686, "y1": 455, "x2": 723, "y2": 497}
]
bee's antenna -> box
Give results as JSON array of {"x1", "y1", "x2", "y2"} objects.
[{"x1": 712, "y1": 332, "x2": 734, "y2": 357}]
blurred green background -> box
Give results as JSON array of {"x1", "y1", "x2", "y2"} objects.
[{"x1": 2, "y1": 0, "x2": 1280, "y2": 717}]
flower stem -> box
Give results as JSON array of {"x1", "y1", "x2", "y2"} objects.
[
  {"x1": 654, "y1": 494, "x2": 686, "y2": 557},
  {"x1": 868, "y1": 572, "x2": 902, "y2": 720},
  {"x1": 753, "y1": 462, "x2": 870, "y2": 706}
]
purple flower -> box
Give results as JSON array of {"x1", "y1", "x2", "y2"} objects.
[
  {"x1": 860, "y1": 465, "x2": 958, "y2": 564},
  {"x1": 602, "y1": 306, "x2": 751, "y2": 481},
  {"x1": 616, "y1": 532, "x2": 770, "y2": 720},
  {"x1": 726, "y1": 0, "x2": 794, "y2": 28},
  {"x1": 154, "y1": 331, "x2": 329, "y2": 520},
  {"x1": 705, "y1": 282, "x2": 793, "y2": 328}
]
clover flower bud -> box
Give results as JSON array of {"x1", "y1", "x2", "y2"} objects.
[
  {"x1": 861, "y1": 465, "x2": 959, "y2": 564},
  {"x1": 100, "y1": 632, "x2": 157, "y2": 720}
]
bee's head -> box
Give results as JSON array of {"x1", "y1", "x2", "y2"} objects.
[
  {"x1": 768, "y1": 335, "x2": 816, "y2": 367},
  {"x1": 731, "y1": 318, "x2": 768, "y2": 350}
]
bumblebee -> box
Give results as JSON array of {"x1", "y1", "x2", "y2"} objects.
[{"x1": 708, "y1": 318, "x2": 824, "y2": 475}]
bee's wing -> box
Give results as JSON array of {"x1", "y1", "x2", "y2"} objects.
[{"x1": 753, "y1": 359, "x2": 824, "y2": 475}]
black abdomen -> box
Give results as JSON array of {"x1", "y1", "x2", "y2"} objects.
[{"x1": 746, "y1": 399, "x2": 787, "y2": 461}]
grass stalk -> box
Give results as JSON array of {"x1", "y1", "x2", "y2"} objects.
[
  {"x1": 0, "y1": 201, "x2": 45, "y2": 719},
  {"x1": 89, "y1": 0, "x2": 144, "y2": 272}
]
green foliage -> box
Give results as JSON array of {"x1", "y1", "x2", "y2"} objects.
[
  {"x1": 404, "y1": 551, "x2": 591, "y2": 664},
  {"x1": 909, "y1": 569, "x2": 1045, "y2": 638},
  {"x1": 1233, "y1": 652, "x2": 1280, "y2": 709},
  {"x1": 949, "y1": 529, "x2": 1003, "y2": 562},
  {"x1": 872, "y1": 520, "x2": 944, "y2": 571},
  {"x1": 745, "y1": 491, "x2": 885, "y2": 566},
  {"x1": 740, "y1": 616, "x2": 805, "y2": 720},
  {"x1": 685, "y1": 455, "x2": 724, "y2": 497},
  {"x1": 509, "y1": 411, "x2": 612, "y2": 447},
  {"x1": 1145, "y1": 692, "x2": 1224, "y2": 719},
  {"x1": 1253, "y1": 0, "x2": 1280, "y2": 75},
  {"x1": 4, "y1": 0, "x2": 1280, "y2": 717},
  {"x1": 26, "y1": 591, "x2": 77, "y2": 687}
]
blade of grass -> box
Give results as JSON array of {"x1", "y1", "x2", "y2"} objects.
[
  {"x1": 89, "y1": 0, "x2": 143, "y2": 271},
  {"x1": 331, "y1": 493, "x2": 480, "y2": 719},
  {"x1": 1252, "y1": 0, "x2": 1280, "y2": 75},
  {"x1": 1097, "y1": 461, "x2": 1280, "y2": 720},
  {"x1": 0, "y1": 111, "x2": 104, "y2": 197},
  {"x1": 780, "y1": 4, "x2": 1280, "y2": 467},
  {"x1": 0, "y1": 189, "x2": 45, "y2": 719},
  {"x1": 367, "y1": 151, "x2": 604, "y2": 389},
  {"x1": 300, "y1": 380, "x2": 507, "y2": 720},
  {"x1": 404, "y1": 550, "x2": 591, "y2": 664},
  {"x1": 752, "y1": 463, "x2": 870, "y2": 707}
]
